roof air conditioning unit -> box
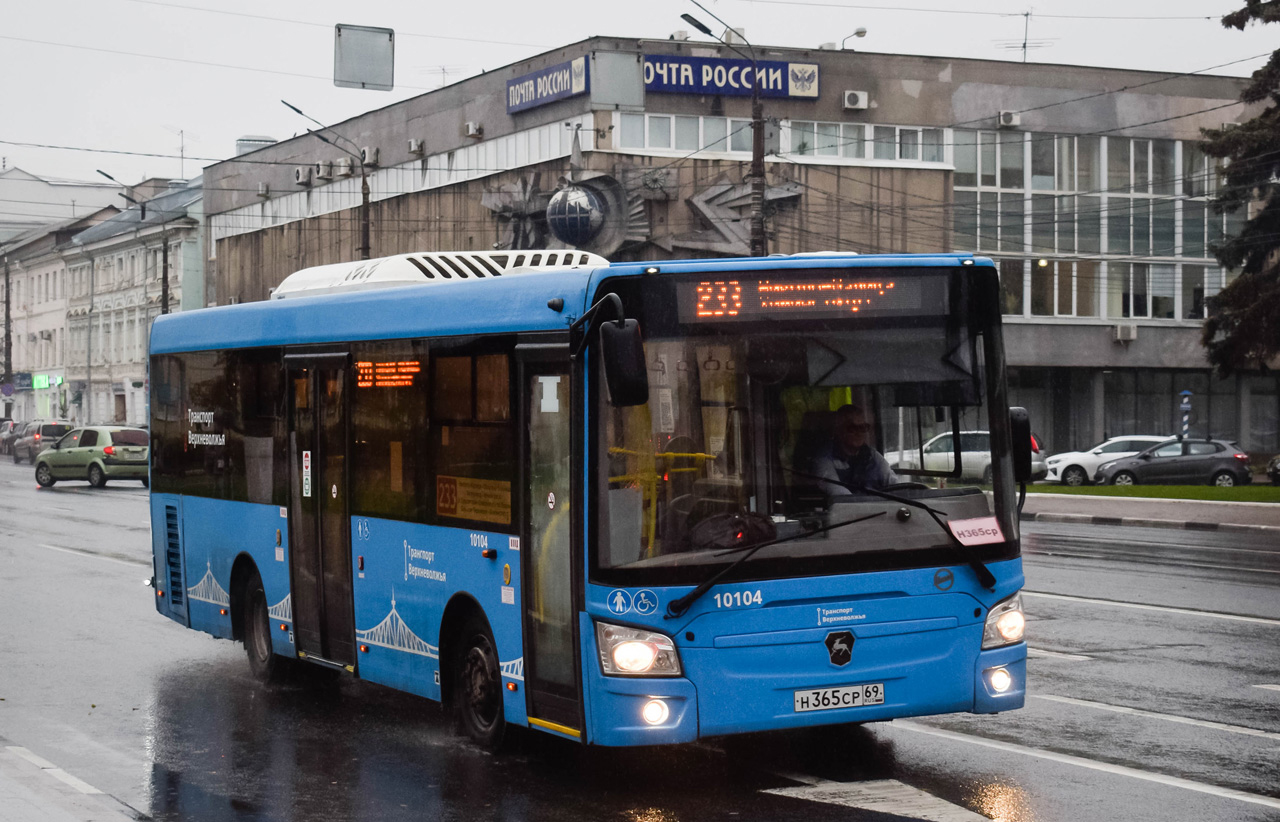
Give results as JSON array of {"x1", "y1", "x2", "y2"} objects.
[
  {"x1": 40, "y1": 329, "x2": 53, "y2": 339},
  {"x1": 27, "y1": 333, "x2": 37, "y2": 342},
  {"x1": 257, "y1": 182, "x2": 270, "y2": 198},
  {"x1": 465, "y1": 121, "x2": 484, "y2": 139},
  {"x1": 334, "y1": 157, "x2": 353, "y2": 177},
  {"x1": 670, "y1": 30, "x2": 689, "y2": 41},
  {"x1": 843, "y1": 90, "x2": 869, "y2": 111},
  {"x1": 998, "y1": 111, "x2": 1021, "y2": 128},
  {"x1": 314, "y1": 160, "x2": 333, "y2": 180},
  {"x1": 1113, "y1": 323, "x2": 1138, "y2": 342},
  {"x1": 360, "y1": 146, "x2": 379, "y2": 167},
  {"x1": 408, "y1": 138, "x2": 425, "y2": 156},
  {"x1": 294, "y1": 166, "x2": 312, "y2": 186}
]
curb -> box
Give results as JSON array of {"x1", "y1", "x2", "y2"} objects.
[{"x1": 1020, "y1": 511, "x2": 1280, "y2": 535}]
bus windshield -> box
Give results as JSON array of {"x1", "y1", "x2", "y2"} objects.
[{"x1": 594, "y1": 268, "x2": 1017, "y2": 586}]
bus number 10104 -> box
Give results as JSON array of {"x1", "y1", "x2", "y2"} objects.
[{"x1": 713, "y1": 590, "x2": 762, "y2": 609}]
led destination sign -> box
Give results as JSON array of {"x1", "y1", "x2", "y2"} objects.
[
  {"x1": 678, "y1": 275, "x2": 938, "y2": 322},
  {"x1": 356, "y1": 360, "x2": 421, "y2": 388}
]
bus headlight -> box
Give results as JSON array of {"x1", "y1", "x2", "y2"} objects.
[
  {"x1": 981, "y1": 593, "x2": 1025, "y2": 649},
  {"x1": 596, "y1": 622, "x2": 682, "y2": 676}
]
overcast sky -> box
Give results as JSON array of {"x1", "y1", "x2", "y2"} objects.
[{"x1": 1, "y1": 0, "x2": 1274, "y2": 188}]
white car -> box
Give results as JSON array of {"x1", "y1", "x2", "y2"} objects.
[
  {"x1": 1044, "y1": 435, "x2": 1169, "y2": 486},
  {"x1": 887, "y1": 430, "x2": 1047, "y2": 484}
]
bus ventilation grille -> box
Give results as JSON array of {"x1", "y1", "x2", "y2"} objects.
[{"x1": 165, "y1": 505, "x2": 185, "y2": 609}]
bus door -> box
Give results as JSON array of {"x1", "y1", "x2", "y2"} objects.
[
  {"x1": 285, "y1": 351, "x2": 356, "y2": 670},
  {"x1": 519, "y1": 349, "x2": 582, "y2": 735}
]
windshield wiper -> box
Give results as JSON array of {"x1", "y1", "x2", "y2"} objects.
[
  {"x1": 785, "y1": 467, "x2": 996, "y2": 592},
  {"x1": 664, "y1": 511, "x2": 886, "y2": 619}
]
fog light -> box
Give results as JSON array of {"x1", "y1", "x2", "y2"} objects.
[
  {"x1": 989, "y1": 667, "x2": 1013, "y2": 693},
  {"x1": 641, "y1": 699, "x2": 669, "y2": 726}
]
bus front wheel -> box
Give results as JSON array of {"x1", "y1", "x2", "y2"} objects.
[
  {"x1": 244, "y1": 573, "x2": 287, "y2": 683},
  {"x1": 454, "y1": 616, "x2": 506, "y2": 750}
]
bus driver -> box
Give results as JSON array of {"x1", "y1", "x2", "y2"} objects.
[{"x1": 812, "y1": 403, "x2": 899, "y2": 494}]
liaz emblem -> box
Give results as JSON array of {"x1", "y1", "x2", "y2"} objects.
[{"x1": 825, "y1": 630, "x2": 855, "y2": 666}]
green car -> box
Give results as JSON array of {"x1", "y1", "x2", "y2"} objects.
[{"x1": 34, "y1": 426, "x2": 150, "y2": 488}]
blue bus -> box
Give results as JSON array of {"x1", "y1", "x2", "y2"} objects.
[{"x1": 149, "y1": 250, "x2": 1029, "y2": 749}]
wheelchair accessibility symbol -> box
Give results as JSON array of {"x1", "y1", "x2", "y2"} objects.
[
  {"x1": 632, "y1": 589, "x2": 658, "y2": 615},
  {"x1": 607, "y1": 589, "x2": 633, "y2": 616}
]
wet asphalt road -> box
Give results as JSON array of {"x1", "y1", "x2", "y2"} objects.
[{"x1": 1, "y1": 457, "x2": 1279, "y2": 822}]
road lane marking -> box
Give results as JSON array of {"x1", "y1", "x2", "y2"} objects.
[
  {"x1": 7, "y1": 747, "x2": 57, "y2": 770},
  {"x1": 5, "y1": 746, "x2": 103, "y2": 794},
  {"x1": 1032, "y1": 695, "x2": 1280, "y2": 741},
  {"x1": 37, "y1": 543, "x2": 149, "y2": 568},
  {"x1": 765, "y1": 778, "x2": 986, "y2": 821},
  {"x1": 1026, "y1": 647, "x2": 1092, "y2": 661},
  {"x1": 1254, "y1": 684, "x2": 1280, "y2": 692},
  {"x1": 892, "y1": 722, "x2": 1280, "y2": 811},
  {"x1": 1023, "y1": 591, "x2": 1280, "y2": 626}
]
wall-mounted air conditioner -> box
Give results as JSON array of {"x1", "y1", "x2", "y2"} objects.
[
  {"x1": 360, "y1": 146, "x2": 379, "y2": 167},
  {"x1": 843, "y1": 90, "x2": 869, "y2": 111},
  {"x1": 1113, "y1": 323, "x2": 1138, "y2": 342},
  {"x1": 294, "y1": 166, "x2": 312, "y2": 186},
  {"x1": 314, "y1": 161, "x2": 333, "y2": 180},
  {"x1": 465, "y1": 121, "x2": 483, "y2": 139},
  {"x1": 998, "y1": 111, "x2": 1021, "y2": 128},
  {"x1": 333, "y1": 157, "x2": 353, "y2": 177},
  {"x1": 408, "y1": 138, "x2": 425, "y2": 156},
  {"x1": 257, "y1": 182, "x2": 270, "y2": 198}
]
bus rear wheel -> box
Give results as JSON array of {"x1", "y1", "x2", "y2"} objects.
[
  {"x1": 244, "y1": 572, "x2": 287, "y2": 683},
  {"x1": 454, "y1": 616, "x2": 505, "y2": 750}
]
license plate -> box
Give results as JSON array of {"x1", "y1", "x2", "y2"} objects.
[{"x1": 793, "y1": 683, "x2": 885, "y2": 713}]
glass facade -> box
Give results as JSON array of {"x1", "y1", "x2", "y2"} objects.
[{"x1": 952, "y1": 130, "x2": 1233, "y2": 322}]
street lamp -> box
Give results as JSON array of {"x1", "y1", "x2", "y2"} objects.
[
  {"x1": 842, "y1": 28, "x2": 868, "y2": 50},
  {"x1": 282, "y1": 100, "x2": 372, "y2": 261},
  {"x1": 681, "y1": 3, "x2": 768, "y2": 257},
  {"x1": 98, "y1": 169, "x2": 173, "y2": 315}
]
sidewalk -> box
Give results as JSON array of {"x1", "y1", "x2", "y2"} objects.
[
  {"x1": 0, "y1": 741, "x2": 142, "y2": 822},
  {"x1": 1020, "y1": 492, "x2": 1280, "y2": 534}
]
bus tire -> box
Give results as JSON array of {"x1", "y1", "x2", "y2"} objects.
[
  {"x1": 454, "y1": 615, "x2": 506, "y2": 750},
  {"x1": 244, "y1": 572, "x2": 287, "y2": 684}
]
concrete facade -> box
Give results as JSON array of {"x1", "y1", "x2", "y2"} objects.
[{"x1": 197, "y1": 37, "x2": 1278, "y2": 460}]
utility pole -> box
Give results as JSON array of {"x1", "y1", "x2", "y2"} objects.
[
  {"x1": 683, "y1": 6, "x2": 767, "y2": 256},
  {"x1": 282, "y1": 100, "x2": 372, "y2": 260},
  {"x1": 3, "y1": 250, "x2": 11, "y2": 419},
  {"x1": 161, "y1": 229, "x2": 170, "y2": 314}
]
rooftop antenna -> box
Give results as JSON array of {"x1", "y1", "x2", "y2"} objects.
[
  {"x1": 162, "y1": 125, "x2": 202, "y2": 179},
  {"x1": 993, "y1": 10, "x2": 1054, "y2": 62}
]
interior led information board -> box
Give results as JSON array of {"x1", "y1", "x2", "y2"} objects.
[{"x1": 677, "y1": 273, "x2": 943, "y2": 322}]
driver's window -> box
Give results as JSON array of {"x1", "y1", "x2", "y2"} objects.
[{"x1": 1153, "y1": 442, "x2": 1182, "y2": 457}]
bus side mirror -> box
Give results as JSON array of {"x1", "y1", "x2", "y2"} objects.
[
  {"x1": 1009, "y1": 407, "x2": 1032, "y2": 483},
  {"x1": 599, "y1": 319, "x2": 649, "y2": 407}
]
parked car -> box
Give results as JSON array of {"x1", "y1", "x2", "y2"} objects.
[
  {"x1": 1094, "y1": 438, "x2": 1252, "y2": 487},
  {"x1": 1267, "y1": 454, "x2": 1280, "y2": 486},
  {"x1": 0, "y1": 419, "x2": 21, "y2": 455},
  {"x1": 1045, "y1": 435, "x2": 1169, "y2": 486},
  {"x1": 34, "y1": 426, "x2": 150, "y2": 488},
  {"x1": 12, "y1": 420, "x2": 73, "y2": 464},
  {"x1": 887, "y1": 430, "x2": 1048, "y2": 483}
]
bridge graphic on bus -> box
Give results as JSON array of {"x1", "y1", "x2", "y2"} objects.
[
  {"x1": 268, "y1": 594, "x2": 292, "y2": 622},
  {"x1": 356, "y1": 597, "x2": 440, "y2": 658},
  {"x1": 187, "y1": 562, "x2": 230, "y2": 607}
]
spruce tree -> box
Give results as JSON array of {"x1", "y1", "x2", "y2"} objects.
[{"x1": 1201, "y1": 0, "x2": 1280, "y2": 373}]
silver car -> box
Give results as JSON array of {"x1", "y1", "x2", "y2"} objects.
[{"x1": 1045, "y1": 435, "x2": 1169, "y2": 486}]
